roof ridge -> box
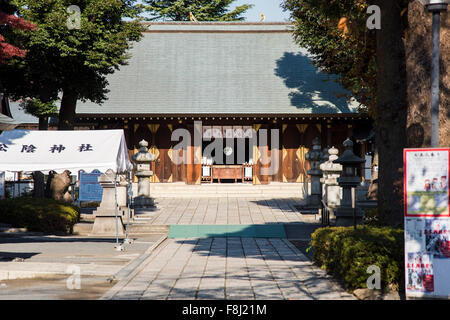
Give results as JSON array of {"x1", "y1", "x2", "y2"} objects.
[{"x1": 139, "y1": 21, "x2": 292, "y2": 25}]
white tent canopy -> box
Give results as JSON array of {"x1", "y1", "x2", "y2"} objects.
[{"x1": 0, "y1": 129, "x2": 132, "y2": 173}]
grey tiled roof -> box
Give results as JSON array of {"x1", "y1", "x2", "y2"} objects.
[
  {"x1": 76, "y1": 22, "x2": 360, "y2": 116},
  {"x1": 8, "y1": 101, "x2": 38, "y2": 124}
]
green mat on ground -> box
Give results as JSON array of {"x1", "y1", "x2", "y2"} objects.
[{"x1": 168, "y1": 224, "x2": 287, "y2": 238}]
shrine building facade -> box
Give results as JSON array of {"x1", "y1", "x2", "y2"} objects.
[{"x1": 74, "y1": 22, "x2": 373, "y2": 185}]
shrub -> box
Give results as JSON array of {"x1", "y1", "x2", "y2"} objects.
[
  {"x1": 0, "y1": 197, "x2": 80, "y2": 234},
  {"x1": 311, "y1": 225, "x2": 404, "y2": 292}
]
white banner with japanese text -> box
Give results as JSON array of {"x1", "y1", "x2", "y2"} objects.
[{"x1": 0, "y1": 129, "x2": 132, "y2": 173}]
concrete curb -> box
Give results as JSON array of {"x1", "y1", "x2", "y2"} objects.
[
  {"x1": 0, "y1": 262, "x2": 122, "y2": 281},
  {"x1": 99, "y1": 234, "x2": 168, "y2": 300}
]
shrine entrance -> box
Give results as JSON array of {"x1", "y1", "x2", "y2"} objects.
[{"x1": 200, "y1": 126, "x2": 254, "y2": 184}]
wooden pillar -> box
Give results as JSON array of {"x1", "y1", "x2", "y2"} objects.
[
  {"x1": 186, "y1": 123, "x2": 202, "y2": 185},
  {"x1": 252, "y1": 124, "x2": 262, "y2": 185},
  {"x1": 272, "y1": 122, "x2": 282, "y2": 183},
  {"x1": 326, "y1": 119, "x2": 332, "y2": 147}
]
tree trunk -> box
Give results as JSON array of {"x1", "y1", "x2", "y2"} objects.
[
  {"x1": 406, "y1": 1, "x2": 450, "y2": 148},
  {"x1": 38, "y1": 116, "x2": 48, "y2": 130},
  {"x1": 374, "y1": 0, "x2": 408, "y2": 227},
  {"x1": 58, "y1": 89, "x2": 78, "y2": 131}
]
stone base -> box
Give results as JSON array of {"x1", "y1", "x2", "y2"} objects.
[
  {"x1": 134, "y1": 208, "x2": 158, "y2": 217},
  {"x1": 298, "y1": 207, "x2": 320, "y2": 215},
  {"x1": 90, "y1": 216, "x2": 125, "y2": 236},
  {"x1": 93, "y1": 208, "x2": 117, "y2": 217},
  {"x1": 134, "y1": 196, "x2": 155, "y2": 208},
  {"x1": 335, "y1": 207, "x2": 364, "y2": 227}
]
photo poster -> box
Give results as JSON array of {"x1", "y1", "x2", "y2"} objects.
[
  {"x1": 404, "y1": 148, "x2": 449, "y2": 218},
  {"x1": 404, "y1": 148, "x2": 450, "y2": 298}
]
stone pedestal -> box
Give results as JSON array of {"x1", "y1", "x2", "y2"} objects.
[
  {"x1": 132, "y1": 140, "x2": 156, "y2": 212},
  {"x1": 91, "y1": 171, "x2": 124, "y2": 236},
  {"x1": 116, "y1": 184, "x2": 128, "y2": 208},
  {"x1": 300, "y1": 137, "x2": 324, "y2": 214},
  {"x1": 134, "y1": 171, "x2": 155, "y2": 208}
]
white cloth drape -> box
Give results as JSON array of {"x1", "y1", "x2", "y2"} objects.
[{"x1": 0, "y1": 129, "x2": 132, "y2": 173}]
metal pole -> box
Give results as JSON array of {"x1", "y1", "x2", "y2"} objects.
[
  {"x1": 114, "y1": 173, "x2": 119, "y2": 247},
  {"x1": 430, "y1": 10, "x2": 441, "y2": 148},
  {"x1": 352, "y1": 187, "x2": 356, "y2": 230},
  {"x1": 125, "y1": 171, "x2": 132, "y2": 242}
]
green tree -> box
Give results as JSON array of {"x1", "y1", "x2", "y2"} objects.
[
  {"x1": 19, "y1": 98, "x2": 58, "y2": 130},
  {"x1": 282, "y1": 0, "x2": 377, "y2": 114},
  {"x1": 0, "y1": 0, "x2": 145, "y2": 130},
  {"x1": 142, "y1": 0, "x2": 253, "y2": 21},
  {"x1": 283, "y1": 0, "x2": 409, "y2": 226}
]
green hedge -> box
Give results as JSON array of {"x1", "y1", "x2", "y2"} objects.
[
  {"x1": 0, "y1": 197, "x2": 80, "y2": 234},
  {"x1": 311, "y1": 226, "x2": 404, "y2": 292}
]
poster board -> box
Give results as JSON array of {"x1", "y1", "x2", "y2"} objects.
[
  {"x1": 78, "y1": 170, "x2": 103, "y2": 202},
  {"x1": 404, "y1": 148, "x2": 450, "y2": 298}
]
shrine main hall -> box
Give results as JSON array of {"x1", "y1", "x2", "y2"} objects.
[{"x1": 73, "y1": 22, "x2": 372, "y2": 185}]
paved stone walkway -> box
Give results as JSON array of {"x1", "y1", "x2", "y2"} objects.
[
  {"x1": 102, "y1": 237, "x2": 354, "y2": 300},
  {"x1": 139, "y1": 198, "x2": 313, "y2": 225}
]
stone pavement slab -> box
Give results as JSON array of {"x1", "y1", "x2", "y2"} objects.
[
  {"x1": 0, "y1": 234, "x2": 165, "y2": 282},
  {"x1": 136, "y1": 197, "x2": 317, "y2": 225},
  {"x1": 0, "y1": 234, "x2": 166, "y2": 299},
  {"x1": 103, "y1": 237, "x2": 355, "y2": 300}
]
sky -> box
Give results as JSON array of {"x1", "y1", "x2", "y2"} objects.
[
  {"x1": 137, "y1": 0, "x2": 292, "y2": 22},
  {"x1": 231, "y1": 0, "x2": 292, "y2": 22}
]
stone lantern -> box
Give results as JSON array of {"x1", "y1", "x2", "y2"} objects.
[
  {"x1": 303, "y1": 137, "x2": 324, "y2": 212},
  {"x1": 332, "y1": 138, "x2": 365, "y2": 226},
  {"x1": 132, "y1": 139, "x2": 156, "y2": 211},
  {"x1": 320, "y1": 146, "x2": 343, "y2": 210}
]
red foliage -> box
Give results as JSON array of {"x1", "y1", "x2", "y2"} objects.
[
  {"x1": 0, "y1": 12, "x2": 36, "y2": 31},
  {"x1": 0, "y1": 11, "x2": 36, "y2": 63}
]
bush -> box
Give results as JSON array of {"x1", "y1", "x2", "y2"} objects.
[
  {"x1": 0, "y1": 197, "x2": 80, "y2": 234},
  {"x1": 311, "y1": 225, "x2": 404, "y2": 292}
]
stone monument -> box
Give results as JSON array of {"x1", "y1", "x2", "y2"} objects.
[
  {"x1": 132, "y1": 139, "x2": 156, "y2": 212},
  {"x1": 91, "y1": 169, "x2": 125, "y2": 236}
]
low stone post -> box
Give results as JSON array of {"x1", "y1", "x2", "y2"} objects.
[
  {"x1": 332, "y1": 138, "x2": 365, "y2": 227},
  {"x1": 91, "y1": 170, "x2": 124, "y2": 236},
  {"x1": 320, "y1": 146, "x2": 343, "y2": 210},
  {"x1": 132, "y1": 140, "x2": 156, "y2": 213}
]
